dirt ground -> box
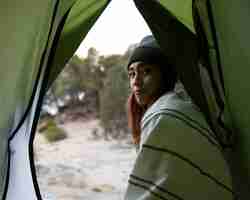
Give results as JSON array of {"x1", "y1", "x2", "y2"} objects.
[{"x1": 34, "y1": 119, "x2": 136, "y2": 200}]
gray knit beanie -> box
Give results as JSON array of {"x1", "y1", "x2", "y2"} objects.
[{"x1": 127, "y1": 35, "x2": 169, "y2": 69}]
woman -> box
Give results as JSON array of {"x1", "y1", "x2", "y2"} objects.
[{"x1": 125, "y1": 35, "x2": 235, "y2": 200}]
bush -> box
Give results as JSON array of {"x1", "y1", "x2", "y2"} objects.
[
  {"x1": 43, "y1": 120, "x2": 67, "y2": 142},
  {"x1": 37, "y1": 117, "x2": 56, "y2": 133}
]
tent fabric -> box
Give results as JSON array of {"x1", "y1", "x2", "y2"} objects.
[
  {"x1": 0, "y1": 0, "x2": 109, "y2": 199},
  {"x1": 47, "y1": 0, "x2": 111, "y2": 87},
  {"x1": 0, "y1": 1, "x2": 60, "y2": 198},
  {"x1": 204, "y1": 0, "x2": 250, "y2": 176},
  {"x1": 193, "y1": 0, "x2": 234, "y2": 147},
  {"x1": 6, "y1": 76, "x2": 45, "y2": 200},
  {"x1": 193, "y1": 0, "x2": 250, "y2": 197},
  {"x1": 156, "y1": 0, "x2": 195, "y2": 33}
]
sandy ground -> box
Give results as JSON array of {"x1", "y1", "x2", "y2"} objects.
[{"x1": 34, "y1": 119, "x2": 136, "y2": 200}]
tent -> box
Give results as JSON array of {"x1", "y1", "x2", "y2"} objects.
[{"x1": 0, "y1": 0, "x2": 249, "y2": 199}]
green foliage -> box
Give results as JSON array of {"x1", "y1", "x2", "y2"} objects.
[
  {"x1": 43, "y1": 120, "x2": 67, "y2": 143},
  {"x1": 37, "y1": 117, "x2": 55, "y2": 133},
  {"x1": 43, "y1": 46, "x2": 133, "y2": 139},
  {"x1": 99, "y1": 62, "x2": 130, "y2": 138}
]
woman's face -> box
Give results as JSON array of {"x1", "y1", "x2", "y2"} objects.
[{"x1": 128, "y1": 61, "x2": 163, "y2": 107}]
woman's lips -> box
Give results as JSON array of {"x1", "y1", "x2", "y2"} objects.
[
  {"x1": 134, "y1": 90, "x2": 142, "y2": 95},
  {"x1": 135, "y1": 90, "x2": 146, "y2": 100}
]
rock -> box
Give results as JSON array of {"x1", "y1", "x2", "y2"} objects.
[{"x1": 92, "y1": 184, "x2": 115, "y2": 193}]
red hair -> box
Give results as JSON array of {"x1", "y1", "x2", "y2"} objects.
[
  {"x1": 127, "y1": 90, "x2": 171, "y2": 144},
  {"x1": 127, "y1": 93, "x2": 145, "y2": 145}
]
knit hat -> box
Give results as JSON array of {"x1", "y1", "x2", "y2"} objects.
[
  {"x1": 127, "y1": 35, "x2": 177, "y2": 92},
  {"x1": 127, "y1": 35, "x2": 169, "y2": 69}
]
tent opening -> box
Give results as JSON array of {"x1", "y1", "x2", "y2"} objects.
[{"x1": 33, "y1": 0, "x2": 151, "y2": 199}]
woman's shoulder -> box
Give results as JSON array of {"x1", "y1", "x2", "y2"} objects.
[
  {"x1": 141, "y1": 92, "x2": 202, "y2": 128},
  {"x1": 139, "y1": 91, "x2": 215, "y2": 146},
  {"x1": 139, "y1": 91, "x2": 222, "y2": 156}
]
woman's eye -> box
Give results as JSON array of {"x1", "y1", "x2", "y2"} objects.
[
  {"x1": 128, "y1": 71, "x2": 135, "y2": 78},
  {"x1": 143, "y1": 68, "x2": 151, "y2": 75}
]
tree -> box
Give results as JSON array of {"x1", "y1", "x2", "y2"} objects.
[
  {"x1": 42, "y1": 46, "x2": 132, "y2": 139},
  {"x1": 99, "y1": 53, "x2": 130, "y2": 139}
]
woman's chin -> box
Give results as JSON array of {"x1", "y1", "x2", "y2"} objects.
[{"x1": 135, "y1": 96, "x2": 147, "y2": 107}]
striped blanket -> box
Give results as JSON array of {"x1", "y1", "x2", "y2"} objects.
[{"x1": 125, "y1": 92, "x2": 235, "y2": 200}]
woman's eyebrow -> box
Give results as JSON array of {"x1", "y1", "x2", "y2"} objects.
[
  {"x1": 128, "y1": 67, "x2": 134, "y2": 72},
  {"x1": 128, "y1": 65, "x2": 138, "y2": 71},
  {"x1": 129, "y1": 63, "x2": 146, "y2": 72}
]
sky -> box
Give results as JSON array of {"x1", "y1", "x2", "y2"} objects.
[{"x1": 75, "y1": 0, "x2": 152, "y2": 58}]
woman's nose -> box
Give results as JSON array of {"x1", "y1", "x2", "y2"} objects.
[{"x1": 133, "y1": 73, "x2": 142, "y2": 86}]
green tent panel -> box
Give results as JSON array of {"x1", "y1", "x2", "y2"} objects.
[
  {"x1": 157, "y1": 0, "x2": 195, "y2": 33},
  {"x1": 202, "y1": 0, "x2": 250, "y2": 196},
  {"x1": 48, "y1": 0, "x2": 110, "y2": 87},
  {"x1": 209, "y1": 0, "x2": 250, "y2": 168},
  {"x1": 0, "y1": 1, "x2": 60, "y2": 197},
  {"x1": 193, "y1": 0, "x2": 250, "y2": 197}
]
